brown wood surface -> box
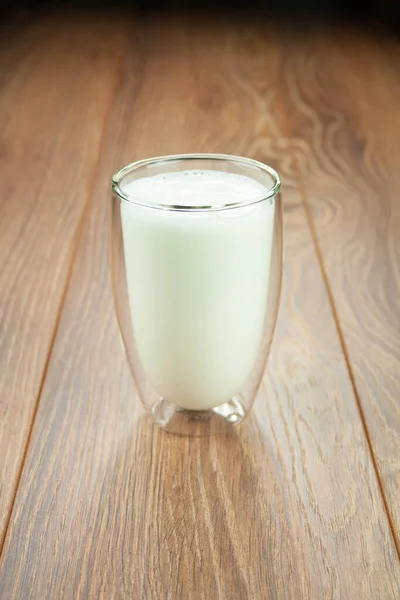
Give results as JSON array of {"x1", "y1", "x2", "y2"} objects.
[
  {"x1": 0, "y1": 13, "x2": 129, "y2": 546},
  {"x1": 0, "y1": 12, "x2": 399, "y2": 599},
  {"x1": 281, "y1": 29, "x2": 400, "y2": 546}
]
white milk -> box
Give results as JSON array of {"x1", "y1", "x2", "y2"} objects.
[{"x1": 120, "y1": 170, "x2": 275, "y2": 410}]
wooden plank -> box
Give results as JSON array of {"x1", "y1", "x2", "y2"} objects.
[
  {"x1": 0, "y1": 13, "x2": 129, "y2": 544},
  {"x1": 0, "y1": 18, "x2": 399, "y2": 598},
  {"x1": 282, "y1": 28, "x2": 400, "y2": 544}
]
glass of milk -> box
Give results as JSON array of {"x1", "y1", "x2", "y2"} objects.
[{"x1": 111, "y1": 154, "x2": 282, "y2": 435}]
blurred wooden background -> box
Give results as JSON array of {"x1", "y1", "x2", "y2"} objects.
[{"x1": 0, "y1": 9, "x2": 399, "y2": 599}]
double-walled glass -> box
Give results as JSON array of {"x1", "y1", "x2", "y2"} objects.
[{"x1": 111, "y1": 154, "x2": 282, "y2": 435}]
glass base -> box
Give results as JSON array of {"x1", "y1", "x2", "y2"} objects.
[{"x1": 151, "y1": 396, "x2": 246, "y2": 436}]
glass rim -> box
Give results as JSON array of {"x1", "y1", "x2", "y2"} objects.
[{"x1": 111, "y1": 153, "x2": 281, "y2": 212}]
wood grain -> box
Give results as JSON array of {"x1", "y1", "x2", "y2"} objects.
[
  {"x1": 0, "y1": 14, "x2": 129, "y2": 544},
  {"x1": 281, "y1": 28, "x2": 400, "y2": 544},
  {"x1": 0, "y1": 16, "x2": 398, "y2": 599}
]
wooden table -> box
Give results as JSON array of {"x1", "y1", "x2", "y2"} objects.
[{"x1": 0, "y1": 10, "x2": 399, "y2": 598}]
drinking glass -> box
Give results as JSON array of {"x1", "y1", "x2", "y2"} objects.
[{"x1": 111, "y1": 154, "x2": 282, "y2": 435}]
